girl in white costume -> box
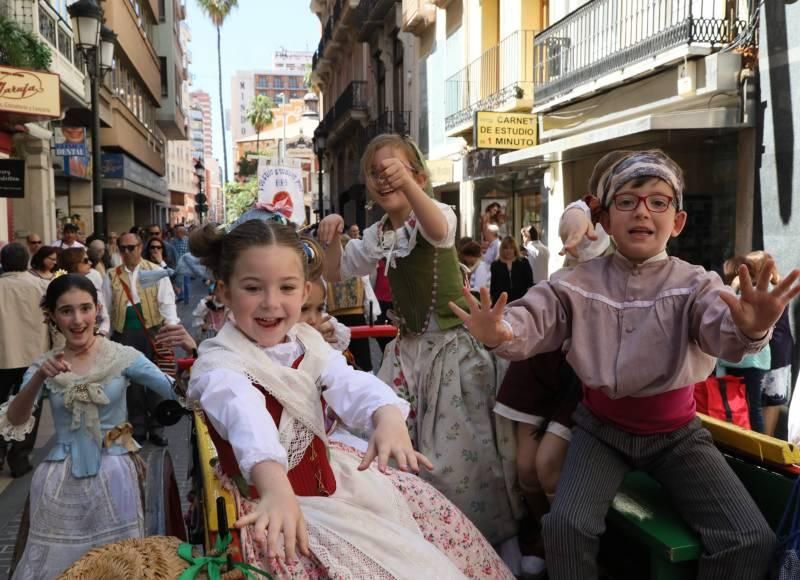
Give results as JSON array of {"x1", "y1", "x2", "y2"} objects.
[{"x1": 187, "y1": 218, "x2": 512, "y2": 579}]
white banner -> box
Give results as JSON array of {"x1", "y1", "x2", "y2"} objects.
[{"x1": 257, "y1": 161, "x2": 305, "y2": 225}]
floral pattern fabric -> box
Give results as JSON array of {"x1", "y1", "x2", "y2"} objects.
[
  {"x1": 378, "y1": 326, "x2": 519, "y2": 546},
  {"x1": 231, "y1": 443, "x2": 513, "y2": 579}
]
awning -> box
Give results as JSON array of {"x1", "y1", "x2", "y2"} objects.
[{"x1": 498, "y1": 107, "x2": 746, "y2": 169}]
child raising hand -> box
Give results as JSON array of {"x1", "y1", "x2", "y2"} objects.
[
  {"x1": 187, "y1": 218, "x2": 512, "y2": 578},
  {"x1": 318, "y1": 134, "x2": 518, "y2": 546}
]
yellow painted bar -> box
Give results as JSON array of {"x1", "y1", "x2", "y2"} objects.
[
  {"x1": 194, "y1": 411, "x2": 237, "y2": 534},
  {"x1": 698, "y1": 412, "x2": 800, "y2": 465}
]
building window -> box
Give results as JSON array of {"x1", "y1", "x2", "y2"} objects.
[
  {"x1": 289, "y1": 77, "x2": 298, "y2": 89},
  {"x1": 273, "y1": 78, "x2": 283, "y2": 89},
  {"x1": 160, "y1": 57, "x2": 168, "y2": 97}
]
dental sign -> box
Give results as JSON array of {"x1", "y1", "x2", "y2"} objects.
[
  {"x1": 475, "y1": 111, "x2": 537, "y2": 150},
  {"x1": 0, "y1": 65, "x2": 61, "y2": 118}
]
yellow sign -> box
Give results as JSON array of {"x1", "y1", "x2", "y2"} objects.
[
  {"x1": 475, "y1": 111, "x2": 537, "y2": 150},
  {"x1": 0, "y1": 65, "x2": 61, "y2": 119}
]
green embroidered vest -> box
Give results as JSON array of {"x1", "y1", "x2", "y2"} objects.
[{"x1": 387, "y1": 235, "x2": 469, "y2": 335}]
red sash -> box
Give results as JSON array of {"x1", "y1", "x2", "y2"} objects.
[{"x1": 205, "y1": 355, "x2": 337, "y2": 498}]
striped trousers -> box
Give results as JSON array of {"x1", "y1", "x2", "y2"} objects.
[{"x1": 542, "y1": 404, "x2": 775, "y2": 580}]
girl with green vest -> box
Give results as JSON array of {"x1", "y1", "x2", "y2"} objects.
[{"x1": 318, "y1": 134, "x2": 518, "y2": 547}]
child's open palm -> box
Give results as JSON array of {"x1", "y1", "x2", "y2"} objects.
[
  {"x1": 719, "y1": 260, "x2": 800, "y2": 338},
  {"x1": 449, "y1": 287, "x2": 513, "y2": 348},
  {"x1": 358, "y1": 406, "x2": 433, "y2": 474}
]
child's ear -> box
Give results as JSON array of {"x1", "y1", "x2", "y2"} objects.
[
  {"x1": 217, "y1": 280, "x2": 232, "y2": 306},
  {"x1": 302, "y1": 280, "x2": 312, "y2": 304},
  {"x1": 671, "y1": 210, "x2": 688, "y2": 237}
]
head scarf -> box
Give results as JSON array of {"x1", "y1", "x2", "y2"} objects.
[{"x1": 595, "y1": 151, "x2": 684, "y2": 210}]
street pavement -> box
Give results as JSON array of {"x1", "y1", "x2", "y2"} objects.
[{"x1": 0, "y1": 281, "x2": 204, "y2": 579}]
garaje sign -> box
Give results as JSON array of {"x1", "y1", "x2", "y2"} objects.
[
  {"x1": 475, "y1": 111, "x2": 537, "y2": 150},
  {"x1": 0, "y1": 66, "x2": 61, "y2": 119}
]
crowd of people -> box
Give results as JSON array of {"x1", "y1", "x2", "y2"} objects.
[{"x1": 0, "y1": 137, "x2": 798, "y2": 580}]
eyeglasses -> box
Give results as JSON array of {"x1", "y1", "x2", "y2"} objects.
[
  {"x1": 147, "y1": 230, "x2": 161, "y2": 236},
  {"x1": 150, "y1": 245, "x2": 163, "y2": 250},
  {"x1": 119, "y1": 244, "x2": 139, "y2": 253},
  {"x1": 81, "y1": 257, "x2": 91, "y2": 264},
  {"x1": 29, "y1": 240, "x2": 42, "y2": 245},
  {"x1": 612, "y1": 193, "x2": 675, "y2": 213}
]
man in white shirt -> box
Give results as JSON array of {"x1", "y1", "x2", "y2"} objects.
[
  {"x1": 523, "y1": 225, "x2": 550, "y2": 283},
  {"x1": 50, "y1": 223, "x2": 85, "y2": 249},
  {"x1": 103, "y1": 232, "x2": 179, "y2": 446},
  {"x1": 483, "y1": 224, "x2": 501, "y2": 264}
]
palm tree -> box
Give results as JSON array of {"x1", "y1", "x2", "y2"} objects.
[
  {"x1": 246, "y1": 94, "x2": 274, "y2": 156},
  {"x1": 195, "y1": 0, "x2": 239, "y2": 185}
]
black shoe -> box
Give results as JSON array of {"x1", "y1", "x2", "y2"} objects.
[
  {"x1": 10, "y1": 462, "x2": 32, "y2": 478},
  {"x1": 149, "y1": 434, "x2": 169, "y2": 447}
]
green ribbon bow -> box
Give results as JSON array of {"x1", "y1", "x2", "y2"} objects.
[{"x1": 178, "y1": 533, "x2": 273, "y2": 580}]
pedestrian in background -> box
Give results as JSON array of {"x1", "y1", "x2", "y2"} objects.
[
  {"x1": 0, "y1": 243, "x2": 50, "y2": 477},
  {"x1": 490, "y1": 236, "x2": 534, "y2": 305}
]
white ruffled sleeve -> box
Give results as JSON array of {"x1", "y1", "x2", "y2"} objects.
[
  {"x1": 328, "y1": 315, "x2": 351, "y2": 352},
  {"x1": 321, "y1": 349, "x2": 409, "y2": 433},
  {"x1": 0, "y1": 397, "x2": 36, "y2": 442},
  {"x1": 0, "y1": 363, "x2": 40, "y2": 442},
  {"x1": 341, "y1": 224, "x2": 383, "y2": 279},
  {"x1": 188, "y1": 368, "x2": 287, "y2": 482},
  {"x1": 418, "y1": 201, "x2": 457, "y2": 249}
]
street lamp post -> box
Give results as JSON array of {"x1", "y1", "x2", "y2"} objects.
[
  {"x1": 194, "y1": 159, "x2": 207, "y2": 223},
  {"x1": 68, "y1": 0, "x2": 116, "y2": 238},
  {"x1": 313, "y1": 132, "x2": 327, "y2": 221}
]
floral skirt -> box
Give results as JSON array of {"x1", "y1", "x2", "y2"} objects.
[
  {"x1": 232, "y1": 443, "x2": 513, "y2": 579},
  {"x1": 377, "y1": 326, "x2": 520, "y2": 545},
  {"x1": 12, "y1": 455, "x2": 144, "y2": 580}
]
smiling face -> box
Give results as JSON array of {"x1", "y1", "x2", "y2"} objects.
[
  {"x1": 601, "y1": 177, "x2": 687, "y2": 264},
  {"x1": 300, "y1": 281, "x2": 326, "y2": 327},
  {"x1": 365, "y1": 145, "x2": 428, "y2": 220},
  {"x1": 51, "y1": 288, "x2": 98, "y2": 350},
  {"x1": 218, "y1": 245, "x2": 311, "y2": 348}
]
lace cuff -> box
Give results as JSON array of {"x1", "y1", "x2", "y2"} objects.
[{"x1": 0, "y1": 398, "x2": 36, "y2": 442}]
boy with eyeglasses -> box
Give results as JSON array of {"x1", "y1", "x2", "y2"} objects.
[{"x1": 451, "y1": 150, "x2": 800, "y2": 579}]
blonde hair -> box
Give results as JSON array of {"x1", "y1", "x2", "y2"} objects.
[
  {"x1": 360, "y1": 133, "x2": 430, "y2": 188},
  {"x1": 499, "y1": 236, "x2": 521, "y2": 259}
]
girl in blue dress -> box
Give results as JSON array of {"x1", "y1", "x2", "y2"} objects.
[{"x1": 0, "y1": 274, "x2": 178, "y2": 580}]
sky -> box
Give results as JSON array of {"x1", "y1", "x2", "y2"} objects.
[{"x1": 186, "y1": 1, "x2": 321, "y2": 181}]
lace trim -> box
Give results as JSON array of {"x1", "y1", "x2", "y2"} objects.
[
  {"x1": 44, "y1": 339, "x2": 141, "y2": 397},
  {"x1": 0, "y1": 398, "x2": 37, "y2": 442}
]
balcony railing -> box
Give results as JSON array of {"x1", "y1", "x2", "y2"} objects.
[
  {"x1": 533, "y1": 0, "x2": 746, "y2": 105},
  {"x1": 445, "y1": 29, "x2": 536, "y2": 132},
  {"x1": 312, "y1": 0, "x2": 361, "y2": 72},
  {"x1": 318, "y1": 80, "x2": 368, "y2": 135}
]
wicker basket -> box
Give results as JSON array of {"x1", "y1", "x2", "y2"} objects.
[{"x1": 56, "y1": 536, "x2": 245, "y2": 579}]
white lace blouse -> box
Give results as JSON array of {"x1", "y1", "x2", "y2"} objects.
[{"x1": 187, "y1": 336, "x2": 409, "y2": 482}]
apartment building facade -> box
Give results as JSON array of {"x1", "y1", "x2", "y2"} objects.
[{"x1": 230, "y1": 50, "x2": 312, "y2": 145}]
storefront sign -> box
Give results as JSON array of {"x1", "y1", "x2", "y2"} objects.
[
  {"x1": 475, "y1": 111, "x2": 537, "y2": 150},
  {"x1": 0, "y1": 158, "x2": 25, "y2": 198},
  {"x1": 102, "y1": 153, "x2": 167, "y2": 195},
  {"x1": 54, "y1": 127, "x2": 89, "y2": 157},
  {"x1": 0, "y1": 65, "x2": 60, "y2": 119}
]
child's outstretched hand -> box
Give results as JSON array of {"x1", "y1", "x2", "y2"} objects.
[
  {"x1": 235, "y1": 461, "x2": 310, "y2": 565},
  {"x1": 36, "y1": 352, "x2": 72, "y2": 379},
  {"x1": 359, "y1": 405, "x2": 433, "y2": 474},
  {"x1": 317, "y1": 214, "x2": 344, "y2": 246},
  {"x1": 559, "y1": 205, "x2": 597, "y2": 258},
  {"x1": 449, "y1": 287, "x2": 513, "y2": 348},
  {"x1": 719, "y1": 259, "x2": 800, "y2": 339}
]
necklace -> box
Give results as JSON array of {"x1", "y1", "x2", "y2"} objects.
[{"x1": 65, "y1": 335, "x2": 98, "y2": 358}]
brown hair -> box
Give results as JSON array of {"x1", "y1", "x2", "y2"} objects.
[
  {"x1": 189, "y1": 220, "x2": 324, "y2": 285},
  {"x1": 499, "y1": 236, "x2": 521, "y2": 259},
  {"x1": 30, "y1": 245, "x2": 60, "y2": 271},
  {"x1": 57, "y1": 247, "x2": 88, "y2": 273},
  {"x1": 588, "y1": 150, "x2": 633, "y2": 196},
  {"x1": 360, "y1": 133, "x2": 429, "y2": 187},
  {"x1": 459, "y1": 240, "x2": 482, "y2": 259},
  {"x1": 746, "y1": 250, "x2": 780, "y2": 285}
]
